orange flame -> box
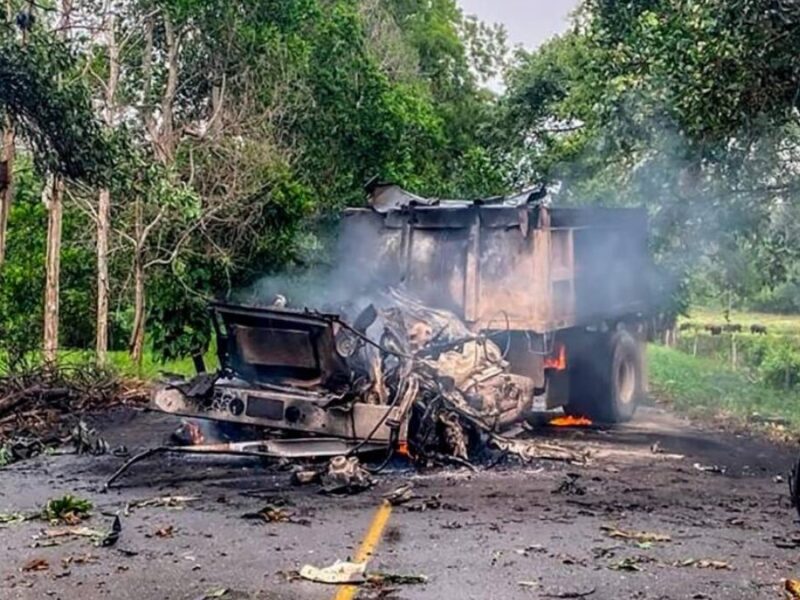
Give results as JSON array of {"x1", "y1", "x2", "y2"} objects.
[
  {"x1": 396, "y1": 440, "x2": 410, "y2": 458},
  {"x1": 549, "y1": 415, "x2": 593, "y2": 427},
  {"x1": 544, "y1": 343, "x2": 567, "y2": 371}
]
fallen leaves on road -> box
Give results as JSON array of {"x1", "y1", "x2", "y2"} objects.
[
  {"x1": 609, "y1": 557, "x2": 649, "y2": 572},
  {"x1": 62, "y1": 553, "x2": 99, "y2": 567},
  {"x1": 153, "y1": 525, "x2": 174, "y2": 538},
  {"x1": 41, "y1": 494, "x2": 92, "y2": 524},
  {"x1": 406, "y1": 495, "x2": 444, "y2": 512},
  {"x1": 21, "y1": 558, "x2": 49, "y2": 572},
  {"x1": 193, "y1": 588, "x2": 228, "y2": 600},
  {"x1": 0, "y1": 512, "x2": 28, "y2": 526},
  {"x1": 774, "y1": 534, "x2": 800, "y2": 549},
  {"x1": 674, "y1": 558, "x2": 731, "y2": 570},
  {"x1": 601, "y1": 525, "x2": 671, "y2": 543},
  {"x1": 515, "y1": 544, "x2": 547, "y2": 557},
  {"x1": 785, "y1": 579, "x2": 800, "y2": 599},
  {"x1": 128, "y1": 495, "x2": 200, "y2": 511},
  {"x1": 541, "y1": 588, "x2": 596, "y2": 598},
  {"x1": 241, "y1": 505, "x2": 310, "y2": 526},
  {"x1": 41, "y1": 526, "x2": 104, "y2": 540},
  {"x1": 241, "y1": 505, "x2": 290, "y2": 523},
  {"x1": 367, "y1": 572, "x2": 428, "y2": 585}
]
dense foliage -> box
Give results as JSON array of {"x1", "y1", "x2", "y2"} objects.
[
  {"x1": 500, "y1": 0, "x2": 800, "y2": 311},
  {"x1": 3, "y1": 0, "x2": 800, "y2": 366}
]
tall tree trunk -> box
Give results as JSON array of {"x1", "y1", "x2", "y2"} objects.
[
  {"x1": 160, "y1": 14, "x2": 179, "y2": 163},
  {"x1": 0, "y1": 0, "x2": 15, "y2": 266},
  {"x1": 130, "y1": 250, "x2": 145, "y2": 369},
  {"x1": 43, "y1": 0, "x2": 72, "y2": 365},
  {"x1": 0, "y1": 122, "x2": 13, "y2": 266},
  {"x1": 96, "y1": 8, "x2": 118, "y2": 365},
  {"x1": 43, "y1": 177, "x2": 63, "y2": 365},
  {"x1": 129, "y1": 197, "x2": 145, "y2": 368},
  {"x1": 96, "y1": 188, "x2": 110, "y2": 362}
]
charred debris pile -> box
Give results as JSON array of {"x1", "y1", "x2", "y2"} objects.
[
  {"x1": 334, "y1": 288, "x2": 583, "y2": 466},
  {"x1": 0, "y1": 364, "x2": 145, "y2": 465},
  {"x1": 150, "y1": 287, "x2": 585, "y2": 483}
]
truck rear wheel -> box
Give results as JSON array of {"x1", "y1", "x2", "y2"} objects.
[{"x1": 565, "y1": 329, "x2": 643, "y2": 423}]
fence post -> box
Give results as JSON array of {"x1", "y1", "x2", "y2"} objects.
[
  {"x1": 731, "y1": 334, "x2": 737, "y2": 370},
  {"x1": 693, "y1": 334, "x2": 698, "y2": 357}
]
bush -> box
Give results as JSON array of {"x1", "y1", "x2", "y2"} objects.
[
  {"x1": 750, "y1": 282, "x2": 800, "y2": 314},
  {"x1": 758, "y1": 338, "x2": 800, "y2": 389},
  {"x1": 675, "y1": 331, "x2": 800, "y2": 390}
]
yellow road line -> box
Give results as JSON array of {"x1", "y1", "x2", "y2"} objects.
[{"x1": 333, "y1": 500, "x2": 393, "y2": 600}]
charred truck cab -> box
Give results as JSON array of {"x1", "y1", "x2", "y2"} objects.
[{"x1": 152, "y1": 184, "x2": 653, "y2": 459}]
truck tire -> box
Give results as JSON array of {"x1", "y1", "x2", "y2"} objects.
[{"x1": 565, "y1": 329, "x2": 643, "y2": 423}]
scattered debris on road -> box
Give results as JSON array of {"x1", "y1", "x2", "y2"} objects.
[
  {"x1": 541, "y1": 587, "x2": 596, "y2": 598},
  {"x1": 693, "y1": 462, "x2": 727, "y2": 475},
  {"x1": 786, "y1": 579, "x2": 800, "y2": 599},
  {"x1": 126, "y1": 495, "x2": 200, "y2": 512},
  {"x1": 70, "y1": 420, "x2": 109, "y2": 455},
  {"x1": 552, "y1": 472, "x2": 586, "y2": 496},
  {"x1": 321, "y1": 455, "x2": 375, "y2": 495},
  {"x1": 99, "y1": 515, "x2": 121, "y2": 547},
  {"x1": 298, "y1": 560, "x2": 429, "y2": 588},
  {"x1": 241, "y1": 504, "x2": 310, "y2": 526},
  {"x1": 601, "y1": 524, "x2": 671, "y2": 543},
  {"x1": 39, "y1": 525, "x2": 104, "y2": 541},
  {"x1": 673, "y1": 558, "x2": 731, "y2": 570},
  {"x1": 21, "y1": 558, "x2": 49, "y2": 572},
  {"x1": 299, "y1": 560, "x2": 367, "y2": 584},
  {"x1": 383, "y1": 483, "x2": 415, "y2": 506},
  {"x1": 152, "y1": 525, "x2": 175, "y2": 538},
  {"x1": 609, "y1": 556, "x2": 652, "y2": 572},
  {"x1": 0, "y1": 512, "x2": 29, "y2": 526},
  {"x1": 0, "y1": 364, "x2": 146, "y2": 466}
]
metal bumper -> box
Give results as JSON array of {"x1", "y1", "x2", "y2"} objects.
[{"x1": 151, "y1": 383, "x2": 407, "y2": 443}]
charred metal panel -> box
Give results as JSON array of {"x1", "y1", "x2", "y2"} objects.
[
  {"x1": 214, "y1": 305, "x2": 350, "y2": 389},
  {"x1": 341, "y1": 201, "x2": 651, "y2": 334},
  {"x1": 405, "y1": 224, "x2": 472, "y2": 316},
  {"x1": 475, "y1": 223, "x2": 537, "y2": 329},
  {"x1": 245, "y1": 396, "x2": 284, "y2": 420}
]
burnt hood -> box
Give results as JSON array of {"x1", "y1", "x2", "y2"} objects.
[{"x1": 211, "y1": 303, "x2": 354, "y2": 390}]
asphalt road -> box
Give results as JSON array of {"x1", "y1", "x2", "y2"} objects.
[{"x1": 1, "y1": 405, "x2": 799, "y2": 600}]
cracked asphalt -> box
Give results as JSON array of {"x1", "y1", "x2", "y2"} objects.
[{"x1": 1, "y1": 405, "x2": 798, "y2": 600}]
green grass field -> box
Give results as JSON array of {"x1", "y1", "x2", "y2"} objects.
[
  {"x1": 648, "y1": 343, "x2": 800, "y2": 433},
  {"x1": 1, "y1": 348, "x2": 213, "y2": 380}
]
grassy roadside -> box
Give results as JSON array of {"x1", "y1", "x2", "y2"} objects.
[
  {"x1": 648, "y1": 344, "x2": 800, "y2": 435},
  {"x1": 1, "y1": 349, "x2": 211, "y2": 380}
]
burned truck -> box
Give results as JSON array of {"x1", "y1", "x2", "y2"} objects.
[{"x1": 152, "y1": 184, "x2": 652, "y2": 463}]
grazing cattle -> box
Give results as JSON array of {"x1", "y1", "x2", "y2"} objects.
[
  {"x1": 704, "y1": 324, "x2": 723, "y2": 336},
  {"x1": 723, "y1": 324, "x2": 743, "y2": 333},
  {"x1": 679, "y1": 322, "x2": 695, "y2": 332},
  {"x1": 750, "y1": 324, "x2": 768, "y2": 335}
]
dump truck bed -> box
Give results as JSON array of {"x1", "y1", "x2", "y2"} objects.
[{"x1": 343, "y1": 198, "x2": 650, "y2": 334}]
